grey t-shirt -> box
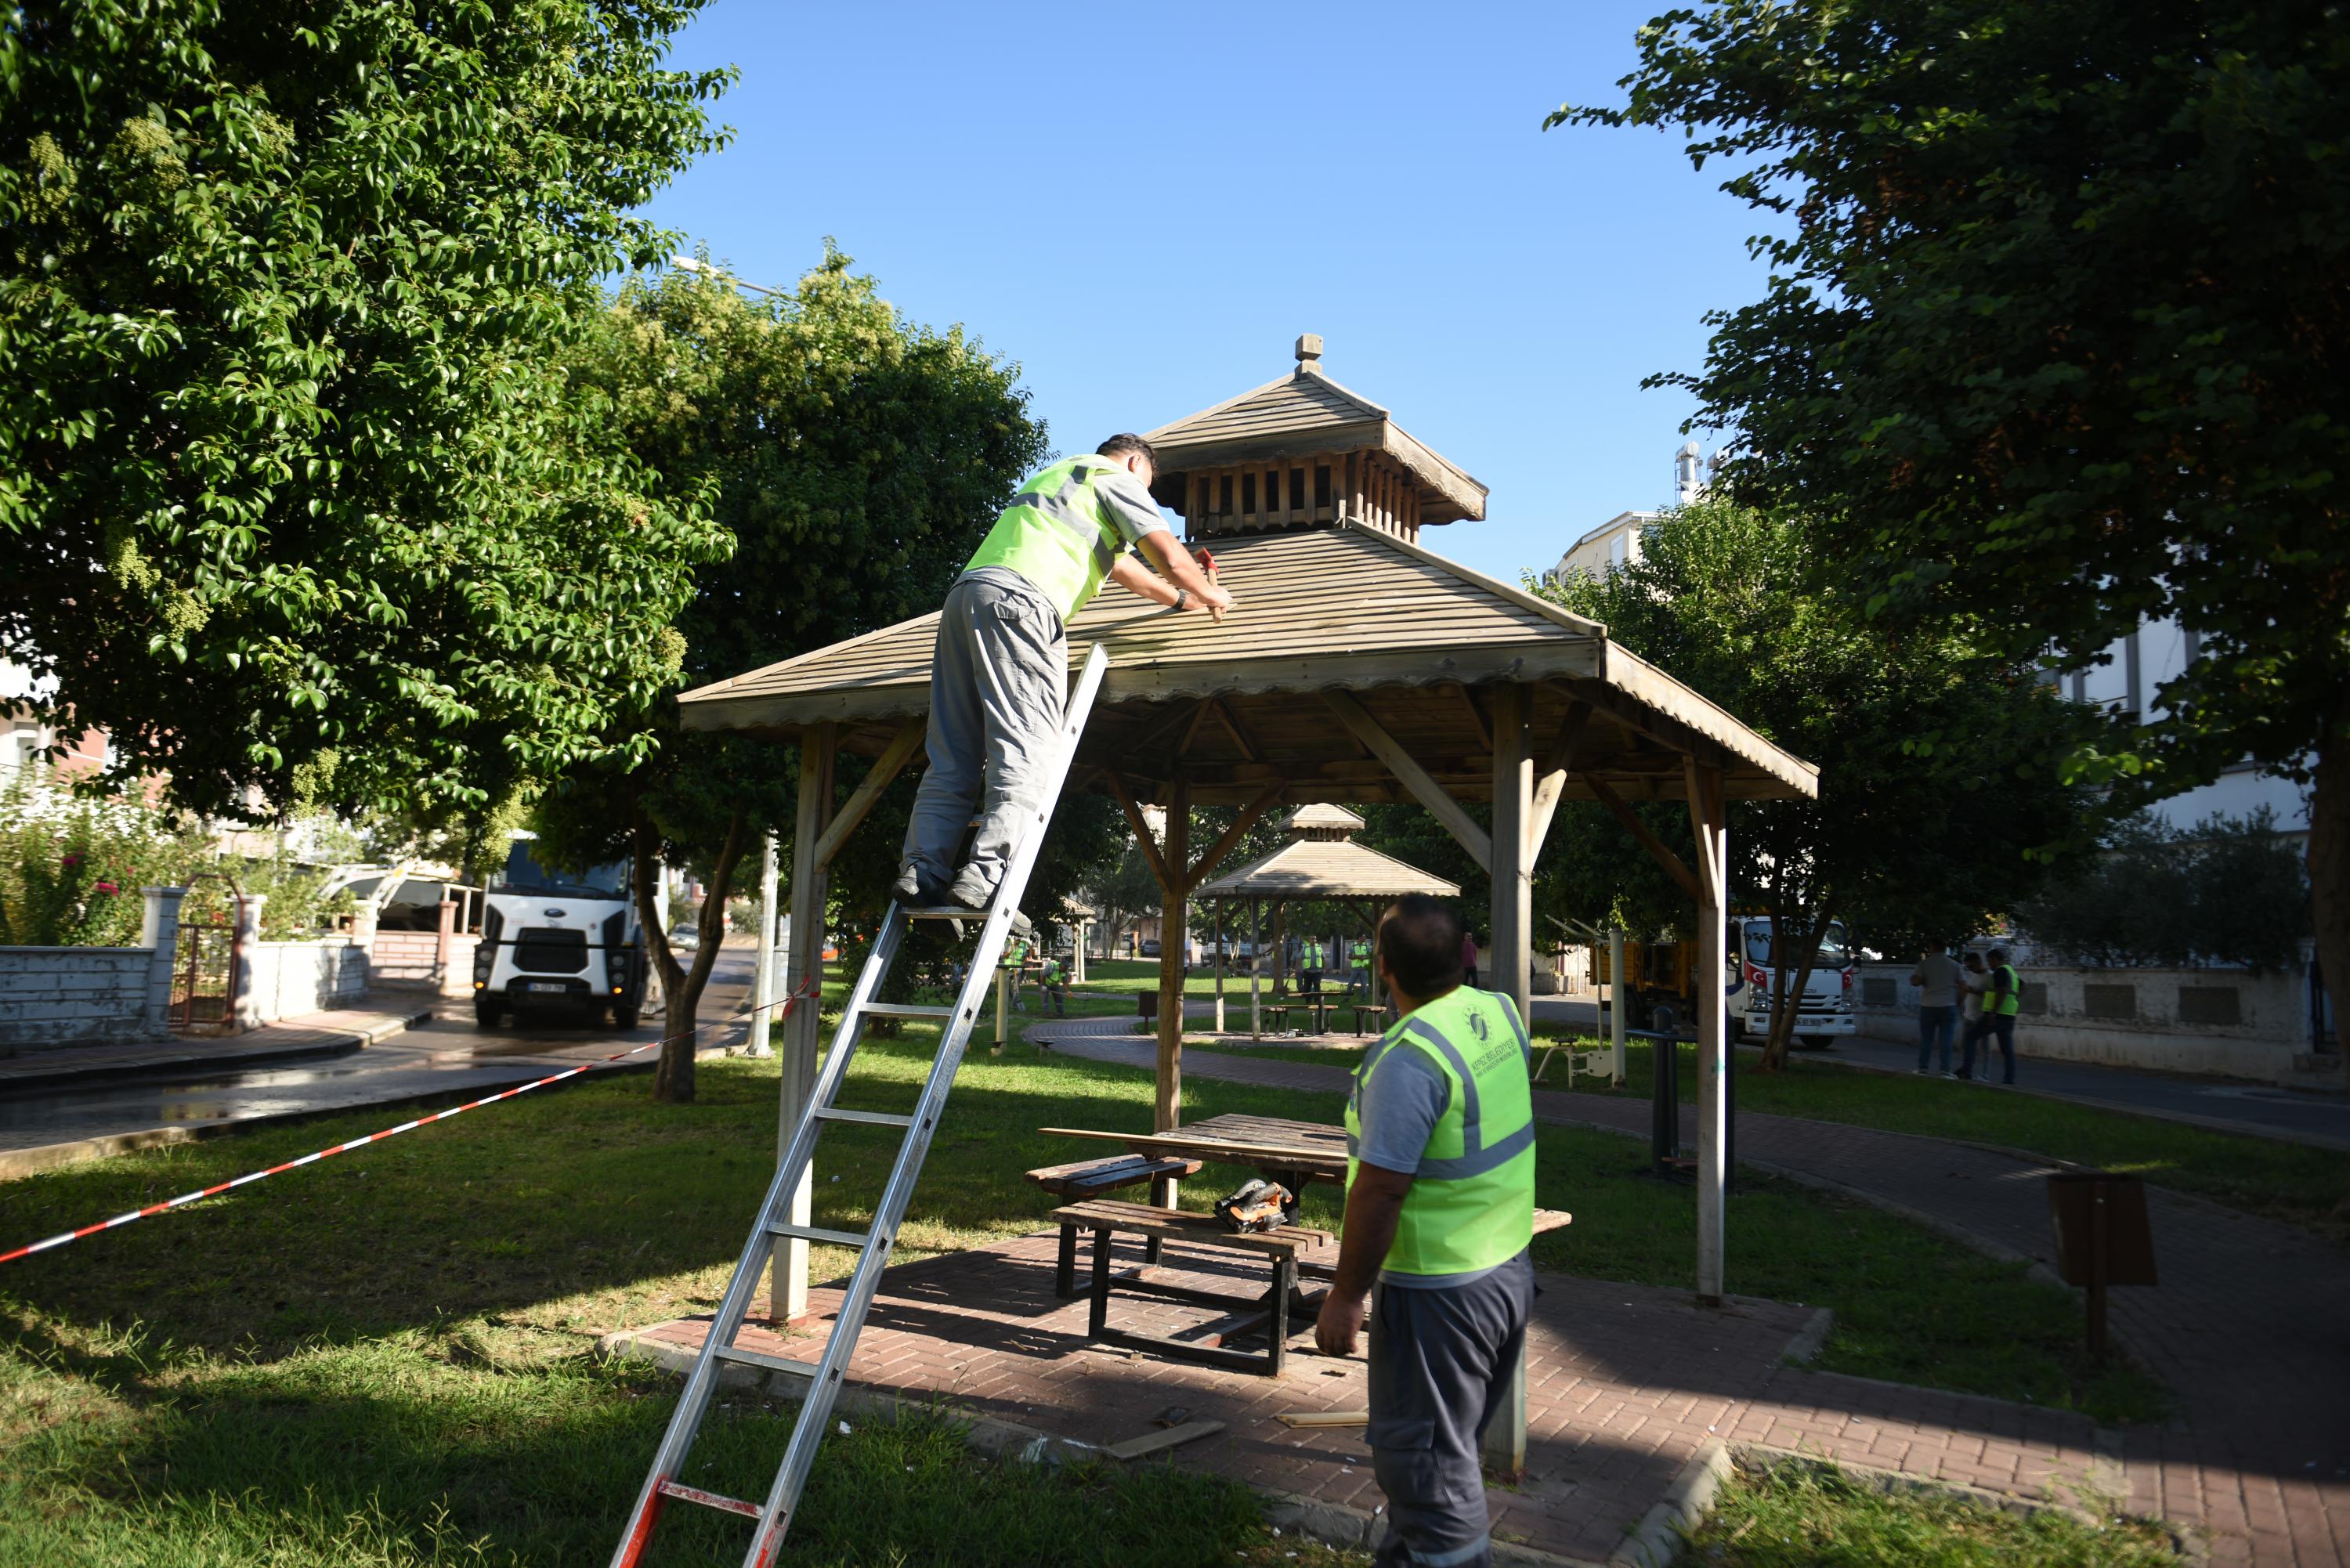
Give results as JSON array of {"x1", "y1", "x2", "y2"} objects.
[
  {"x1": 1910, "y1": 952, "x2": 1962, "y2": 1009},
  {"x1": 1090, "y1": 463, "x2": 1170, "y2": 549}
]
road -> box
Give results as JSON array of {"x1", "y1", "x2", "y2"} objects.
[
  {"x1": 1528, "y1": 993, "x2": 2350, "y2": 1147},
  {"x1": 0, "y1": 944, "x2": 758, "y2": 1162}
]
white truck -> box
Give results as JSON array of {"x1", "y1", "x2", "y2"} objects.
[
  {"x1": 471, "y1": 837, "x2": 647, "y2": 1029},
  {"x1": 1737, "y1": 915, "x2": 1858, "y2": 1046}
]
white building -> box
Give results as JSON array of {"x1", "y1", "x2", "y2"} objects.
[{"x1": 1546, "y1": 442, "x2": 1706, "y2": 583}]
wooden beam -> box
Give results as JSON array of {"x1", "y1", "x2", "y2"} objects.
[
  {"x1": 1452, "y1": 683, "x2": 1493, "y2": 752},
  {"x1": 1323, "y1": 689, "x2": 1493, "y2": 869},
  {"x1": 1210, "y1": 698, "x2": 1264, "y2": 764},
  {"x1": 773, "y1": 721, "x2": 836, "y2": 1323},
  {"x1": 1174, "y1": 698, "x2": 1216, "y2": 758},
  {"x1": 1156, "y1": 775, "x2": 1191, "y2": 1138},
  {"x1": 811, "y1": 720, "x2": 924, "y2": 870},
  {"x1": 1586, "y1": 773, "x2": 1700, "y2": 902},
  {"x1": 1106, "y1": 771, "x2": 1176, "y2": 895},
  {"x1": 1123, "y1": 699, "x2": 1204, "y2": 765},
  {"x1": 1183, "y1": 783, "x2": 1283, "y2": 894},
  {"x1": 1525, "y1": 699, "x2": 1593, "y2": 862}
]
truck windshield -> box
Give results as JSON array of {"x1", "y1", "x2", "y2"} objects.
[
  {"x1": 495, "y1": 844, "x2": 627, "y2": 900},
  {"x1": 1744, "y1": 921, "x2": 1851, "y2": 967}
]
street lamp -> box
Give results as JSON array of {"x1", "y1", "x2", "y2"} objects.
[{"x1": 668, "y1": 254, "x2": 783, "y2": 298}]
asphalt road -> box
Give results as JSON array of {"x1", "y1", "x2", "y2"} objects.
[
  {"x1": 1528, "y1": 994, "x2": 2350, "y2": 1148},
  {"x1": 0, "y1": 944, "x2": 757, "y2": 1159}
]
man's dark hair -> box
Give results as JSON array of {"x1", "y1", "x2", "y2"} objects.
[
  {"x1": 1378, "y1": 894, "x2": 1463, "y2": 999},
  {"x1": 1097, "y1": 433, "x2": 1155, "y2": 466}
]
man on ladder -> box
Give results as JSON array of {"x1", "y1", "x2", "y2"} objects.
[{"x1": 895, "y1": 434, "x2": 1233, "y2": 916}]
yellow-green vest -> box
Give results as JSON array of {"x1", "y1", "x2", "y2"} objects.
[
  {"x1": 964, "y1": 455, "x2": 1133, "y2": 624},
  {"x1": 1345, "y1": 986, "x2": 1537, "y2": 1277},
  {"x1": 1988, "y1": 963, "x2": 2022, "y2": 1017}
]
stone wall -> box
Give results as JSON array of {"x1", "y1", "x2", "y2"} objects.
[
  {"x1": 1855, "y1": 960, "x2": 2316, "y2": 1080},
  {"x1": 241, "y1": 938, "x2": 371, "y2": 1024},
  {"x1": 0, "y1": 887, "x2": 185, "y2": 1051}
]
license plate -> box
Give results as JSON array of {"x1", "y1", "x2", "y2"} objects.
[{"x1": 525, "y1": 981, "x2": 569, "y2": 993}]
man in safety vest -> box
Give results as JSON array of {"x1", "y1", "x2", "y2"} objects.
[
  {"x1": 1316, "y1": 894, "x2": 1536, "y2": 1568},
  {"x1": 897, "y1": 435, "x2": 1233, "y2": 916},
  {"x1": 1958, "y1": 945, "x2": 2023, "y2": 1085}
]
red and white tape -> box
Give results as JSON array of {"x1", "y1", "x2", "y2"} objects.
[{"x1": 0, "y1": 979, "x2": 822, "y2": 1266}]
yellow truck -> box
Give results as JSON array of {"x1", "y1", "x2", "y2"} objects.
[{"x1": 1595, "y1": 916, "x2": 1857, "y2": 1046}]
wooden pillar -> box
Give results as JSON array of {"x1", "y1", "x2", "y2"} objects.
[
  {"x1": 747, "y1": 833, "x2": 779, "y2": 1057},
  {"x1": 1687, "y1": 758, "x2": 1730, "y2": 1306},
  {"x1": 1213, "y1": 900, "x2": 1227, "y2": 1033},
  {"x1": 772, "y1": 722, "x2": 836, "y2": 1322},
  {"x1": 1489, "y1": 684, "x2": 1533, "y2": 1026},
  {"x1": 1482, "y1": 685, "x2": 1531, "y2": 1475},
  {"x1": 1250, "y1": 896, "x2": 1262, "y2": 1039},
  {"x1": 1155, "y1": 777, "x2": 1190, "y2": 1138}
]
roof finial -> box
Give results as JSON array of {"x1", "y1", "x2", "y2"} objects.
[{"x1": 1294, "y1": 332, "x2": 1324, "y2": 376}]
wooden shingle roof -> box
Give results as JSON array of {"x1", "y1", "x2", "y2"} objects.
[
  {"x1": 677, "y1": 520, "x2": 1818, "y2": 808},
  {"x1": 1195, "y1": 836, "x2": 1462, "y2": 902},
  {"x1": 1144, "y1": 364, "x2": 1488, "y2": 525}
]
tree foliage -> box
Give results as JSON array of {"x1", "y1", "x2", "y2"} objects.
[
  {"x1": 536, "y1": 251, "x2": 1076, "y2": 1099},
  {"x1": 2016, "y1": 807, "x2": 2312, "y2": 973},
  {"x1": 1538, "y1": 497, "x2": 2109, "y2": 1065},
  {"x1": 1555, "y1": 0, "x2": 2350, "y2": 1061},
  {"x1": 0, "y1": 1, "x2": 732, "y2": 819}
]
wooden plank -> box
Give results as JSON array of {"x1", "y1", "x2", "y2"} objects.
[
  {"x1": 811, "y1": 718, "x2": 924, "y2": 870},
  {"x1": 1107, "y1": 1420, "x2": 1226, "y2": 1461},
  {"x1": 1276, "y1": 1411, "x2": 1368, "y2": 1429},
  {"x1": 1323, "y1": 688, "x2": 1494, "y2": 869},
  {"x1": 1452, "y1": 683, "x2": 1493, "y2": 751},
  {"x1": 1039, "y1": 1126, "x2": 1349, "y2": 1175},
  {"x1": 1526, "y1": 699, "x2": 1593, "y2": 862},
  {"x1": 1106, "y1": 771, "x2": 1176, "y2": 894},
  {"x1": 1586, "y1": 773, "x2": 1700, "y2": 901},
  {"x1": 1212, "y1": 698, "x2": 1264, "y2": 764},
  {"x1": 1155, "y1": 775, "x2": 1189, "y2": 1136}
]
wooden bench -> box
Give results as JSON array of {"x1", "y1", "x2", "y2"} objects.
[
  {"x1": 1052, "y1": 1198, "x2": 1333, "y2": 1375},
  {"x1": 1025, "y1": 1154, "x2": 1202, "y2": 1297}
]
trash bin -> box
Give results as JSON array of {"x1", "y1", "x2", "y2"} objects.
[{"x1": 1136, "y1": 988, "x2": 1160, "y2": 1035}]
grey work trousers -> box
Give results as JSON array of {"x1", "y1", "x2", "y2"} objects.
[
  {"x1": 1368, "y1": 1251, "x2": 1535, "y2": 1568},
  {"x1": 901, "y1": 571, "x2": 1067, "y2": 898}
]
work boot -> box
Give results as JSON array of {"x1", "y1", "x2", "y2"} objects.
[
  {"x1": 947, "y1": 865, "x2": 1033, "y2": 938},
  {"x1": 892, "y1": 862, "x2": 941, "y2": 905}
]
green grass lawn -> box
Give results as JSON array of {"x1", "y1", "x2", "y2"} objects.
[
  {"x1": 1071, "y1": 956, "x2": 1361, "y2": 997},
  {"x1": 1680, "y1": 1458, "x2": 2176, "y2": 1568},
  {"x1": 0, "y1": 986, "x2": 2167, "y2": 1566}
]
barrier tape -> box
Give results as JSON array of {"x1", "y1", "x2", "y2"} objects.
[{"x1": 0, "y1": 977, "x2": 823, "y2": 1266}]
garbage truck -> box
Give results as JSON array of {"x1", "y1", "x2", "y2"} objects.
[
  {"x1": 1596, "y1": 915, "x2": 1856, "y2": 1047},
  {"x1": 472, "y1": 836, "x2": 648, "y2": 1029}
]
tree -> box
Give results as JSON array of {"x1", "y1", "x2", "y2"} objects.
[
  {"x1": 539, "y1": 251, "x2": 1068, "y2": 1100},
  {"x1": 0, "y1": 2, "x2": 733, "y2": 821},
  {"x1": 1556, "y1": 0, "x2": 2350, "y2": 1070},
  {"x1": 2017, "y1": 806, "x2": 2312, "y2": 972},
  {"x1": 1539, "y1": 497, "x2": 2108, "y2": 1068}
]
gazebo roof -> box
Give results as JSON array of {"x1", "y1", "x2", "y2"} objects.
[
  {"x1": 1195, "y1": 837, "x2": 1461, "y2": 902},
  {"x1": 1281, "y1": 804, "x2": 1365, "y2": 835},
  {"x1": 676, "y1": 519, "x2": 1817, "y2": 808}
]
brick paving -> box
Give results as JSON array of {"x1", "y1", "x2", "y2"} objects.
[{"x1": 1031, "y1": 1015, "x2": 2350, "y2": 1566}]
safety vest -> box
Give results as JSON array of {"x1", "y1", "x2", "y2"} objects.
[
  {"x1": 1345, "y1": 987, "x2": 1536, "y2": 1278},
  {"x1": 964, "y1": 455, "x2": 1135, "y2": 624},
  {"x1": 1989, "y1": 963, "x2": 2022, "y2": 1017}
]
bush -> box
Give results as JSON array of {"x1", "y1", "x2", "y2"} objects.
[{"x1": 2016, "y1": 806, "x2": 2310, "y2": 971}]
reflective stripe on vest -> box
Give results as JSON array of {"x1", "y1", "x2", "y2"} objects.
[
  {"x1": 1344, "y1": 986, "x2": 1537, "y2": 1277},
  {"x1": 1990, "y1": 964, "x2": 2022, "y2": 1017},
  {"x1": 963, "y1": 455, "x2": 1126, "y2": 623}
]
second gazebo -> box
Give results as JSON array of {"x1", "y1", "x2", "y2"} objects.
[{"x1": 1193, "y1": 804, "x2": 1459, "y2": 1038}]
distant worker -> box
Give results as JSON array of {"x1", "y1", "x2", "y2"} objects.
[
  {"x1": 896, "y1": 435, "x2": 1235, "y2": 917},
  {"x1": 1316, "y1": 894, "x2": 1536, "y2": 1568},
  {"x1": 1039, "y1": 953, "x2": 1068, "y2": 1018},
  {"x1": 1910, "y1": 945, "x2": 1961, "y2": 1077},
  {"x1": 1958, "y1": 945, "x2": 2021, "y2": 1085}
]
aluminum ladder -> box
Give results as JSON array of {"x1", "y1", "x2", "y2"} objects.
[{"x1": 609, "y1": 641, "x2": 1110, "y2": 1568}]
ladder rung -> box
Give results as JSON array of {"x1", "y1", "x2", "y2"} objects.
[
  {"x1": 766, "y1": 1219, "x2": 876, "y2": 1248},
  {"x1": 815, "y1": 1107, "x2": 915, "y2": 1128},
  {"x1": 861, "y1": 1002, "x2": 954, "y2": 1020},
  {"x1": 656, "y1": 1477, "x2": 764, "y2": 1519},
  {"x1": 713, "y1": 1342, "x2": 819, "y2": 1378},
  {"x1": 900, "y1": 905, "x2": 979, "y2": 921}
]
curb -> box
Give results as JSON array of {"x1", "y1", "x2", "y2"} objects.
[
  {"x1": 1610, "y1": 1441, "x2": 1730, "y2": 1568},
  {"x1": 0, "y1": 1003, "x2": 434, "y2": 1097},
  {"x1": 1780, "y1": 1305, "x2": 1835, "y2": 1364}
]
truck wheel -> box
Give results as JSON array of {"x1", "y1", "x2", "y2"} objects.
[
  {"x1": 473, "y1": 997, "x2": 505, "y2": 1029},
  {"x1": 614, "y1": 1005, "x2": 641, "y2": 1030},
  {"x1": 1797, "y1": 1034, "x2": 1832, "y2": 1050}
]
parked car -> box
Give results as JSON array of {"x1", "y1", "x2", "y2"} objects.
[
  {"x1": 667, "y1": 924, "x2": 700, "y2": 952},
  {"x1": 1140, "y1": 938, "x2": 1161, "y2": 957}
]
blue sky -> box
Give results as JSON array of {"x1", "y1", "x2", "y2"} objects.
[{"x1": 636, "y1": 2, "x2": 1777, "y2": 583}]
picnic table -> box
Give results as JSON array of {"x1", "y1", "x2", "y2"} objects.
[{"x1": 1039, "y1": 1111, "x2": 1350, "y2": 1221}]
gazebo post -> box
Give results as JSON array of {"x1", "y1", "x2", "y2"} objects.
[
  {"x1": 1213, "y1": 899, "x2": 1226, "y2": 1033},
  {"x1": 1155, "y1": 776, "x2": 1191, "y2": 1140},
  {"x1": 1482, "y1": 686, "x2": 1533, "y2": 1477},
  {"x1": 772, "y1": 721, "x2": 837, "y2": 1324},
  {"x1": 1687, "y1": 757, "x2": 1730, "y2": 1306},
  {"x1": 1250, "y1": 897, "x2": 1262, "y2": 1039}
]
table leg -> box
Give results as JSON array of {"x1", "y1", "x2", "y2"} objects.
[
  {"x1": 1267, "y1": 1255, "x2": 1295, "y2": 1376},
  {"x1": 1055, "y1": 1222, "x2": 1078, "y2": 1299},
  {"x1": 1145, "y1": 1174, "x2": 1172, "y2": 1266},
  {"x1": 1089, "y1": 1226, "x2": 1114, "y2": 1339}
]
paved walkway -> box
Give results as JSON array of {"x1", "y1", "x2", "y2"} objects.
[
  {"x1": 1035, "y1": 1014, "x2": 2350, "y2": 1567},
  {"x1": 1527, "y1": 994, "x2": 2350, "y2": 1149}
]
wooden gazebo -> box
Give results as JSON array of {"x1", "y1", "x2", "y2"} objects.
[{"x1": 677, "y1": 337, "x2": 1817, "y2": 1394}]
